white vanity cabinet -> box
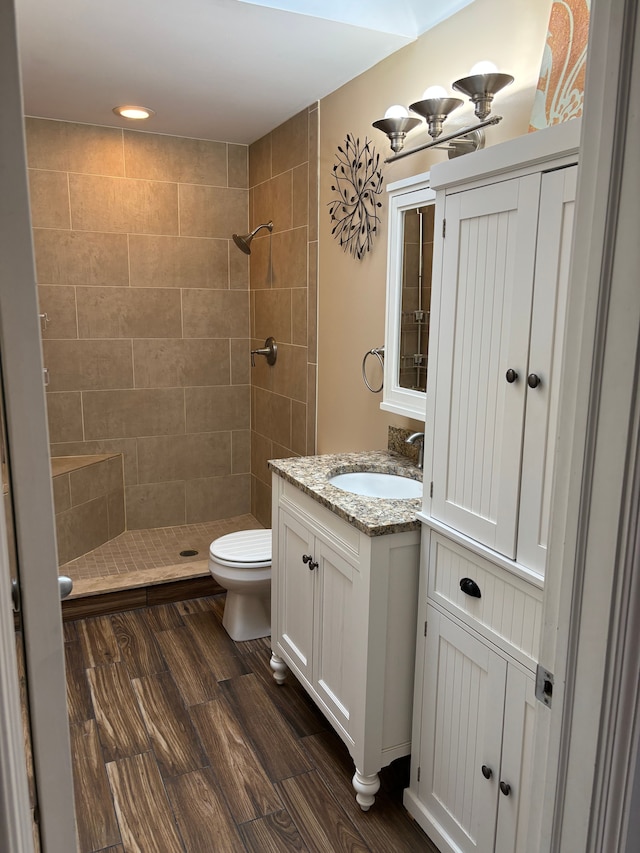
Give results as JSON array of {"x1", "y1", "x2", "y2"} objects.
[
  {"x1": 405, "y1": 121, "x2": 581, "y2": 853},
  {"x1": 270, "y1": 472, "x2": 421, "y2": 810}
]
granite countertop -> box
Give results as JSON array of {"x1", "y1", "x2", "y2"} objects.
[{"x1": 268, "y1": 450, "x2": 422, "y2": 537}]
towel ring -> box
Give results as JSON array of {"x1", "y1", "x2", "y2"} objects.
[{"x1": 362, "y1": 346, "x2": 384, "y2": 393}]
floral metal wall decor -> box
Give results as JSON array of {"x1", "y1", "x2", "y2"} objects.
[{"x1": 328, "y1": 133, "x2": 383, "y2": 260}]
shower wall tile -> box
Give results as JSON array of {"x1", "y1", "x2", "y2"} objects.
[
  {"x1": 181, "y1": 289, "x2": 248, "y2": 339},
  {"x1": 185, "y1": 385, "x2": 250, "y2": 434},
  {"x1": 52, "y1": 472, "x2": 72, "y2": 513},
  {"x1": 125, "y1": 482, "x2": 187, "y2": 530},
  {"x1": 69, "y1": 174, "x2": 179, "y2": 235},
  {"x1": 291, "y1": 288, "x2": 307, "y2": 347},
  {"x1": 133, "y1": 339, "x2": 230, "y2": 388},
  {"x1": 251, "y1": 476, "x2": 271, "y2": 529},
  {"x1": 271, "y1": 109, "x2": 308, "y2": 177},
  {"x1": 46, "y1": 392, "x2": 84, "y2": 444},
  {"x1": 136, "y1": 432, "x2": 232, "y2": 484},
  {"x1": 37, "y1": 286, "x2": 78, "y2": 339},
  {"x1": 69, "y1": 462, "x2": 110, "y2": 506},
  {"x1": 291, "y1": 401, "x2": 307, "y2": 457},
  {"x1": 128, "y1": 235, "x2": 229, "y2": 289},
  {"x1": 307, "y1": 240, "x2": 318, "y2": 364},
  {"x1": 185, "y1": 474, "x2": 250, "y2": 523},
  {"x1": 82, "y1": 389, "x2": 185, "y2": 440},
  {"x1": 28, "y1": 170, "x2": 71, "y2": 229},
  {"x1": 25, "y1": 119, "x2": 125, "y2": 176},
  {"x1": 307, "y1": 363, "x2": 317, "y2": 455},
  {"x1": 251, "y1": 181, "x2": 272, "y2": 232},
  {"x1": 252, "y1": 387, "x2": 291, "y2": 448},
  {"x1": 56, "y1": 496, "x2": 110, "y2": 565},
  {"x1": 123, "y1": 132, "x2": 228, "y2": 186},
  {"x1": 230, "y1": 339, "x2": 251, "y2": 385},
  {"x1": 76, "y1": 287, "x2": 182, "y2": 339},
  {"x1": 292, "y1": 164, "x2": 308, "y2": 229},
  {"x1": 249, "y1": 135, "x2": 271, "y2": 188},
  {"x1": 271, "y1": 227, "x2": 307, "y2": 289},
  {"x1": 231, "y1": 430, "x2": 251, "y2": 474},
  {"x1": 251, "y1": 431, "x2": 272, "y2": 487},
  {"x1": 43, "y1": 339, "x2": 134, "y2": 391},
  {"x1": 228, "y1": 144, "x2": 249, "y2": 189},
  {"x1": 253, "y1": 289, "x2": 291, "y2": 344},
  {"x1": 247, "y1": 236, "x2": 271, "y2": 290},
  {"x1": 108, "y1": 489, "x2": 126, "y2": 539},
  {"x1": 107, "y1": 456, "x2": 125, "y2": 493},
  {"x1": 179, "y1": 185, "x2": 247, "y2": 239},
  {"x1": 229, "y1": 246, "x2": 249, "y2": 290},
  {"x1": 270, "y1": 171, "x2": 293, "y2": 233},
  {"x1": 33, "y1": 230, "x2": 130, "y2": 286}
]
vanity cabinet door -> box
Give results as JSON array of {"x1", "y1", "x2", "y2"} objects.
[
  {"x1": 275, "y1": 508, "x2": 316, "y2": 685},
  {"x1": 430, "y1": 175, "x2": 541, "y2": 559},
  {"x1": 313, "y1": 537, "x2": 358, "y2": 734}
]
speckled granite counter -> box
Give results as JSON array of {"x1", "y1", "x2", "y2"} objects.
[{"x1": 268, "y1": 450, "x2": 422, "y2": 536}]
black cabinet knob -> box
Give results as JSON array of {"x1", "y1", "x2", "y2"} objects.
[
  {"x1": 505, "y1": 369, "x2": 518, "y2": 383},
  {"x1": 302, "y1": 554, "x2": 318, "y2": 571},
  {"x1": 500, "y1": 781, "x2": 511, "y2": 796},
  {"x1": 481, "y1": 765, "x2": 493, "y2": 780},
  {"x1": 460, "y1": 577, "x2": 482, "y2": 598},
  {"x1": 527, "y1": 373, "x2": 541, "y2": 388}
]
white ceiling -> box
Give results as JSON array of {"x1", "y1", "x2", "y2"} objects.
[{"x1": 15, "y1": 0, "x2": 473, "y2": 144}]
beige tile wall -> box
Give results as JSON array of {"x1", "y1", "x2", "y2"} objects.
[
  {"x1": 248, "y1": 105, "x2": 319, "y2": 526},
  {"x1": 26, "y1": 118, "x2": 251, "y2": 529}
]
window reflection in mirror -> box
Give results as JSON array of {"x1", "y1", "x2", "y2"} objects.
[{"x1": 399, "y1": 205, "x2": 434, "y2": 392}]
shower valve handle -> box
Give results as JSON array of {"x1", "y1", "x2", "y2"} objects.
[{"x1": 251, "y1": 336, "x2": 277, "y2": 367}]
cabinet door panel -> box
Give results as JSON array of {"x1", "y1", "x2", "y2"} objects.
[
  {"x1": 494, "y1": 667, "x2": 536, "y2": 853},
  {"x1": 314, "y1": 540, "x2": 356, "y2": 733},
  {"x1": 432, "y1": 175, "x2": 541, "y2": 557},
  {"x1": 276, "y1": 510, "x2": 315, "y2": 682},
  {"x1": 419, "y1": 607, "x2": 506, "y2": 852},
  {"x1": 517, "y1": 165, "x2": 578, "y2": 574}
]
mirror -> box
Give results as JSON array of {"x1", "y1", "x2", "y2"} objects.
[{"x1": 382, "y1": 173, "x2": 435, "y2": 419}]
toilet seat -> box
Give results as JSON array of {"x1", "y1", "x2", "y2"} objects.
[{"x1": 209, "y1": 529, "x2": 271, "y2": 568}]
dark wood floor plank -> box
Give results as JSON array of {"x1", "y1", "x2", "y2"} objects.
[
  {"x1": 87, "y1": 662, "x2": 150, "y2": 761},
  {"x1": 63, "y1": 619, "x2": 79, "y2": 642},
  {"x1": 143, "y1": 602, "x2": 184, "y2": 633},
  {"x1": 191, "y1": 696, "x2": 282, "y2": 823},
  {"x1": 110, "y1": 609, "x2": 166, "y2": 678},
  {"x1": 221, "y1": 673, "x2": 311, "y2": 781},
  {"x1": 155, "y1": 625, "x2": 221, "y2": 706},
  {"x1": 165, "y1": 767, "x2": 245, "y2": 853},
  {"x1": 78, "y1": 615, "x2": 121, "y2": 668},
  {"x1": 175, "y1": 596, "x2": 217, "y2": 616},
  {"x1": 301, "y1": 732, "x2": 436, "y2": 852},
  {"x1": 182, "y1": 609, "x2": 251, "y2": 681},
  {"x1": 69, "y1": 720, "x2": 121, "y2": 852},
  {"x1": 246, "y1": 649, "x2": 330, "y2": 739},
  {"x1": 106, "y1": 751, "x2": 184, "y2": 853},
  {"x1": 64, "y1": 589, "x2": 147, "y2": 622},
  {"x1": 240, "y1": 810, "x2": 309, "y2": 852},
  {"x1": 132, "y1": 670, "x2": 208, "y2": 778},
  {"x1": 277, "y1": 770, "x2": 369, "y2": 853},
  {"x1": 65, "y1": 640, "x2": 94, "y2": 724}
]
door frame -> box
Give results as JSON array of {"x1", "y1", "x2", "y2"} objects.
[{"x1": 0, "y1": 2, "x2": 77, "y2": 851}]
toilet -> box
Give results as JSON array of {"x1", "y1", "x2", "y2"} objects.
[{"x1": 208, "y1": 529, "x2": 272, "y2": 642}]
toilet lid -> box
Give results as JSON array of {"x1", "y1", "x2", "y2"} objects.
[{"x1": 209, "y1": 529, "x2": 272, "y2": 566}]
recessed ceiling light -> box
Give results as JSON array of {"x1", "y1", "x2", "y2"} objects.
[{"x1": 112, "y1": 105, "x2": 155, "y2": 120}]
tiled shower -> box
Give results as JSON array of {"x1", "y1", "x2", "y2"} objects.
[{"x1": 26, "y1": 105, "x2": 318, "y2": 597}]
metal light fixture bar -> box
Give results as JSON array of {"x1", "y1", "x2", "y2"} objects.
[{"x1": 384, "y1": 114, "x2": 502, "y2": 164}]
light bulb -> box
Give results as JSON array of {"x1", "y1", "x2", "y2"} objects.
[
  {"x1": 469, "y1": 61, "x2": 498, "y2": 76},
  {"x1": 384, "y1": 104, "x2": 409, "y2": 119},
  {"x1": 112, "y1": 105, "x2": 155, "y2": 120},
  {"x1": 422, "y1": 85, "x2": 448, "y2": 100}
]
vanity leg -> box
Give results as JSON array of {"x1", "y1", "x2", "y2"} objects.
[
  {"x1": 352, "y1": 769, "x2": 380, "y2": 811},
  {"x1": 270, "y1": 652, "x2": 288, "y2": 685}
]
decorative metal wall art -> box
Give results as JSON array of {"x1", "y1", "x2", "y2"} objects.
[{"x1": 328, "y1": 134, "x2": 383, "y2": 260}]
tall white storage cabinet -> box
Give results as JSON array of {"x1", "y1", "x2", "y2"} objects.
[{"x1": 404, "y1": 121, "x2": 580, "y2": 853}]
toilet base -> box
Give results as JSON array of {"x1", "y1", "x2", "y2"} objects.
[{"x1": 222, "y1": 590, "x2": 271, "y2": 642}]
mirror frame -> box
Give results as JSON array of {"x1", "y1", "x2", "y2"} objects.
[{"x1": 381, "y1": 172, "x2": 435, "y2": 419}]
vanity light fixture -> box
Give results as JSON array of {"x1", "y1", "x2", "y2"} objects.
[
  {"x1": 112, "y1": 105, "x2": 155, "y2": 120},
  {"x1": 373, "y1": 61, "x2": 513, "y2": 163}
]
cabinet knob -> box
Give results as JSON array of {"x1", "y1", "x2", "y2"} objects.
[
  {"x1": 481, "y1": 765, "x2": 493, "y2": 780},
  {"x1": 500, "y1": 780, "x2": 511, "y2": 796},
  {"x1": 505, "y1": 369, "x2": 518, "y2": 383},
  {"x1": 527, "y1": 373, "x2": 541, "y2": 388},
  {"x1": 460, "y1": 577, "x2": 482, "y2": 598},
  {"x1": 302, "y1": 554, "x2": 318, "y2": 571}
]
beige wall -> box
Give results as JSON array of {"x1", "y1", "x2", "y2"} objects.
[
  {"x1": 248, "y1": 105, "x2": 319, "y2": 527},
  {"x1": 26, "y1": 118, "x2": 252, "y2": 529},
  {"x1": 317, "y1": 0, "x2": 554, "y2": 453}
]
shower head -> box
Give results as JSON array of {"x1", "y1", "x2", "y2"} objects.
[{"x1": 232, "y1": 221, "x2": 273, "y2": 255}]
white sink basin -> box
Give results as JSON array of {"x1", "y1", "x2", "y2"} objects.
[{"x1": 328, "y1": 471, "x2": 422, "y2": 499}]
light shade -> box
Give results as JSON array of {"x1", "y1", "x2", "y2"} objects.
[
  {"x1": 452, "y1": 72, "x2": 513, "y2": 120},
  {"x1": 112, "y1": 105, "x2": 155, "y2": 120}
]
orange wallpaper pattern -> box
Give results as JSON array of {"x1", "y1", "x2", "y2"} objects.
[{"x1": 529, "y1": 0, "x2": 590, "y2": 131}]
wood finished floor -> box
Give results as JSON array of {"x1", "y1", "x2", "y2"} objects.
[{"x1": 64, "y1": 594, "x2": 439, "y2": 853}]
